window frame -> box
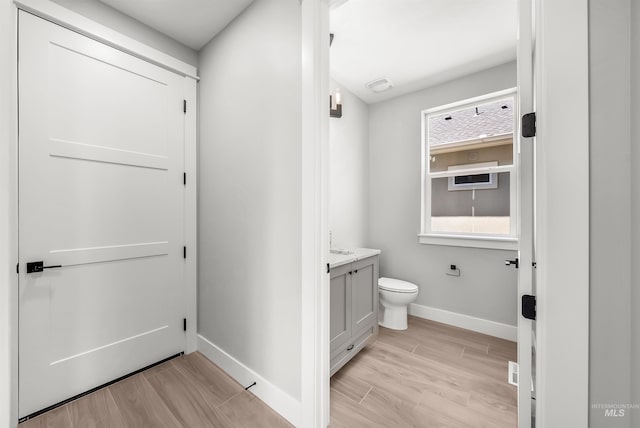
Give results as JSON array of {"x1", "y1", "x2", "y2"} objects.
[{"x1": 419, "y1": 88, "x2": 518, "y2": 250}]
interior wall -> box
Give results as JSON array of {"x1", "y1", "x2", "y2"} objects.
[
  {"x1": 589, "y1": 0, "x2": 632, "y2": 426},
  {"x1": 198, "y1": 0, "x2": 302, "y2": 399},
  {"x1": 0, "y1": 1, "x2": 16, "y2": 426},
  {"x1": 49, "y1": 0, "x2": 198, "y2": 67},
  {"x1": 631, "y1": 0, "x2": 640, "y2": 424},
  {"x1": 329, "y1": 78, "x2": 369, "y2": 249},
  {"x1": 368, "y1": 61, "x2": 518, "y2": 326}
]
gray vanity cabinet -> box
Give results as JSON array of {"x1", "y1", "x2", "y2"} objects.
[{"x1": 330, "y1": 255, "x2": 379, "y2": 376}]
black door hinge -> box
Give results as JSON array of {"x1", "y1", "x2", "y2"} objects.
[
  {"x1": 522, "y1": 112, "x2": 536, "y2": 138},
  {"x1": 16, "y1": 263, "x2": 19, "y2": 274},
  {"x1": 326, "y1": 263, "x2": 330, "y2": 274},
  {"x1": 183, "y1": 318, "x2": 187, "y2": 331},
  {"x1": 183, "y1": 246, "x2": 187, "y2": 259},
  {"x1": 183, "y1": 100, "x2": 187, "y2": 114},
  {"x1": 183, "y1": 172, "x2": 186, "y2": 186},
  {"x1": 522, "y1": 295, "x2": 536, "y2": 320}
]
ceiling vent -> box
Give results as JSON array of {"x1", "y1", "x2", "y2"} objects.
[{"x1": 366, "y1": 77, "x2": 393, "y2": 93}]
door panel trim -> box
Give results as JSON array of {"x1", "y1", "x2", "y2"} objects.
[
  {"x1": 48, "y1": 241, "x2": 169, "y2": 266},
  {"x1": 50, "y1": 325, "x2": 168, "y2": 366},
  {"x1": 50, "y1": 139, "x2": 169, "y2": 170}
]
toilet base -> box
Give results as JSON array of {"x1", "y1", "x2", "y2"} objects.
[{"x1": 379, "y1": 304, "x2": 408, "y2": 330}]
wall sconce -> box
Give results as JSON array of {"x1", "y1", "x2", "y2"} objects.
[{"x1": 330, "y1": 89, "x2": 342, "y2": 118}]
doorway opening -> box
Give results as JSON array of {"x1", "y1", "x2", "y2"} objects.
[{"x1": 321, "y1": 0, "x2": 535, "y2": 426}]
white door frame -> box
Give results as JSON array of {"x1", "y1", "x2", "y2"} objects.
[
  {"x1": 301, "y1": 0, "x2": 330, "y2": 426},
  {"x1": 4, "y1": 1, "x2": 199, "y2": 425},
  {"x1": 516, "y1": 0, "x2": 534, "y2": 425},
  {"x1": 301, "y1": 0, "x2": 591, "y2": 427},
  {"x1": 1, "y1": 3, "x2": 19, "y2": 427}
]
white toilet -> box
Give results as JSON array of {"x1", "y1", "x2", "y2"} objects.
[{"x1": 378, "y1": 277, "x2": 419, "y2": 330}]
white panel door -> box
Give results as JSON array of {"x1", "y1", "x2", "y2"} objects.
[{"x1": 18, "y1": 12, "x2": 186, "y2": 417}]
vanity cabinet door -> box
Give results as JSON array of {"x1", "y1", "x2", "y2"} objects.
[
  {"x1": 351, "y1": 257, "x2": 378, "y2": 336},
  {"x1": 330, "y1": 263, "x2": 352, "y2": 355}
]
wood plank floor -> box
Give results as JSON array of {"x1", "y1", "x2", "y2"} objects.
[
  {"x1": 330, "y1": 316, "x2": 517, "y2": 428},
  {"x1": 21, "y1": 317, "x2": 516, "y2": 428},
  {"x1": 19, "y1": 352, "x2": 292, "y2": 428}
]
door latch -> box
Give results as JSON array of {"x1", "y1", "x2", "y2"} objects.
[
  {"x1": 26, "y1": 261, "x2": 62, "y2": 274},
  {"x1": 505, "y1": 258, "x2": 519, "y2": 268}
]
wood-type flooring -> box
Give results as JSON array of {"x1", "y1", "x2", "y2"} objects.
[{"x1": 21, "y1": 317, "x2": 517, "y2": 427}]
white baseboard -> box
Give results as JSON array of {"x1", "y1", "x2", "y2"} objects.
[
  {"x1": 197, "y1": 335, "x2": 301, "y2": 426},
  {"x1": 408, "y1": 303, "x2": 517, "y2": 341}
]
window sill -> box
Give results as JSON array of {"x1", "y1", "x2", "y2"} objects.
[{"x1": 418, "y1": 233, "x2": 518, "y2": 250}]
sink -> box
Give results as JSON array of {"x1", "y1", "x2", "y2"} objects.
[{"x1": 330, "y1": 248, "x2": 354, "y2": 255}]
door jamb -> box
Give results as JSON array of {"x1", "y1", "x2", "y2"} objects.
[
  {"x1": 300, "y1": 0, "x2": 330, "y2": 426},
  {"x1": 183, "y1": 77, "x2": 198, "y2": 354},
  {"x1": 3, "y1": 3, "x2": 19, "y2": 427},
  {"x1": 516, "y1": 0, "x2": 534, "y2": 425}
]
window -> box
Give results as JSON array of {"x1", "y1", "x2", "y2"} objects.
[{"x1": 420, "y1": 89, "x2": 517, "y2": 249}]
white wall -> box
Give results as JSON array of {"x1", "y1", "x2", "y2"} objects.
[
  {"x1": 589, "y1": 0, "x2": 631, "y2": 426},
  {"x1": 631, "y1": 0, "x2": 640, "y2": 425},
  {"x1": 329, "y1": 78, "x2": 369, "y2": 249},
  {"x1": 198, "y1": 0, "x2": 302, "y2": 400},
  {"x1": 367, "y1": 61, "x2": 518, "y2": 327},
  {"x1": 0, "y1": 1, "x2": 16, "y2": 427},
  {"x1": 49, "y1": 0, "x2": 198, "y2": 67}
]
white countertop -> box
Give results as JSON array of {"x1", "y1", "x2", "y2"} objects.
[{"x1": 329, "y1": 248, "x2": 381, "y2": 269}]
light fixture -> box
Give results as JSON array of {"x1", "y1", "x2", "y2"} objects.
[
  {"x1": 366, "y1": 77, "x2": 393, "y2": 93},
  {"x1": 330, "y1": 89, "x2": 342, "y2": 118},
  {"x1": 328, "y1": 33, "x2": 341, "y2": 118}
]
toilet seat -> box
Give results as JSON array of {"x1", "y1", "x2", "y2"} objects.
[{"x1": 378, "y1": 277, "x2": 418, "y2": 293}]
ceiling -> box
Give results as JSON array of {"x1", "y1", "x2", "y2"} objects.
[
  {"x1": 330, "y1": 0, "x2": 517, "y2": 104},
  {"x1": 100, "y1": 0, "x2": 255, "y2": 50}
]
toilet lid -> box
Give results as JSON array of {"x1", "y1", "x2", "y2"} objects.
[{"x1": 378, "y1": 277, "x2": 418, "y2": 293}]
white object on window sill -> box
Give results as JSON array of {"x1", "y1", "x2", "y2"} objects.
[{"x1": 418, "y1": 233, "x2": 518, "y2": 250}]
